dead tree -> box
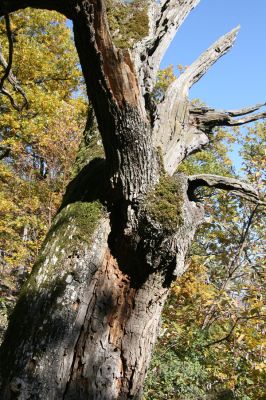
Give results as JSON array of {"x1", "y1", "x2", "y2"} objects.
[{"x1": 0, "y1": 1, "x2": 264, "y2": 399}]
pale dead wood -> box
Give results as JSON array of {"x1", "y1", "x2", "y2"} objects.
[
  {"x1": 190, "y1": 102, "x2": 266, "y2": 129},
  {"x1": 226, "y1": 102, "x2": 266, "y2": 116},
  {"x1": 176, "y1": 26, "x2": 240, "y2": 94},
  {"x1": 133, "y1": 0, "x2": 200, "y2": 97},
  {"x1": 152, "y1": 26, "x2": 264, "y2": 176},
  {"x1": 152, "y1": 26, "x2": 239, "y2": 175}
]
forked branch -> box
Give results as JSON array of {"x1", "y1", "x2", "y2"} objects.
[
  {"x1": 188, "y1": 174, "x2": 265, "y2": 204},
  {"x1": 133, "y1": 0, "x2": 200, "y2": 96},
  {"x1": 190, "y1": 102, "x2": 266, "y2": 130}
]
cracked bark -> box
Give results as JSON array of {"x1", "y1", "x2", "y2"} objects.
[{"x1": 0, "y1": 1, "x2": 265, "y2": 399}]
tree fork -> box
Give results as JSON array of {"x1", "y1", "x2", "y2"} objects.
[{"x1": 0, "y1": 1, "x2": 265, "y2": 399}]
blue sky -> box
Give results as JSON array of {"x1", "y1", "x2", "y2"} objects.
[{"x1": 161, "y1": 0, "x2": 266, "y2": 110}]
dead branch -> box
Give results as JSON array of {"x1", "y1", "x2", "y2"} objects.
[
  {"x1": 187, "y1": 174, "x2": 265, "y2": 205},
  {"x1": 133, "y1": 0, "x2": 200, "y2": 96},
  {"x1": 226, "y1": 102, "x2": 266, "y2": 116},
  {"x1": 176, "y1": 26, "x2": 240, "y2": 95},
  {"x1": 152, "y1": 26, "x2": 240, "y2": 175},
  {"x1": 190, "y1": 102, "x2": 266, "y2": 130}
]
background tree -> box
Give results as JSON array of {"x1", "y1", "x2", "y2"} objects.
[
  {"x1": 0, "y1": 1, "x2": 265, "y2": 399},
  {"x1": 0, "y1": 9, "x2": 86, "y2": 339}
]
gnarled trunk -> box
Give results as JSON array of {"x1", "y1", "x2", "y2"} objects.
[
  {"x1": 0, "y1": 0, "x2": 264, "y2": 399},
  {"x1": 0, "y1": 174, "x2": 203, "y2": 399}
]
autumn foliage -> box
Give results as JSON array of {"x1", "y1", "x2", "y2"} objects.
[{"x1": 0, "y1": 9, "x2": 265, "y2": 400}]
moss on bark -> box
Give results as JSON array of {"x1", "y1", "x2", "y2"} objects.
[
  {"x1": 106, "y1": 0, "x2": 148, "y2": 49},
  {"x1": 146, "y1": 175, "x2": 184, "y2": 231}
]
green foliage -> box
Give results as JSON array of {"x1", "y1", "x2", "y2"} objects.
[
  {"x1": 0, "y1": 9, "x2": 86, "y2": 265},
  {"x1": 239, "y1": 121, "x2": 266, "y2": 189}
]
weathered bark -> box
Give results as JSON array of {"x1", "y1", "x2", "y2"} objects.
[
  {"x1": 0, "y1": 1, "x2": 265, "y2": 399},
  {"x1": 188, "y1": 174, "x2": 264, "y2": 204},
  {"x1": 0, "y1": 165, "x2": 204, "y2": 399}
]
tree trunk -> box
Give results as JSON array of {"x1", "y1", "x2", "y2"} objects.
[
  {"x1": 0, "y1": 161, "x2": 203, "y2": 399},
  {"x1": 0, "y1": 1, "x2": 264, "y2": 399}
]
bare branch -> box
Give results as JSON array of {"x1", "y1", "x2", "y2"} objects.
[
  {"x1": 227, "y1": 102, "x2": 266, "y2": 116},
  {"x1": 190, "y1": 102, "x2": 266, "y2": 129},
  {"x1": 152, "y1": 0, "x2": 200, "y2": 64},
  {"x1": 0, "y1": 15, "x2": 13, "y2": 90},
  {"x1": 227, "y1": 111, "x2": 266, "y2": 126},
  {"x1": 152, "y1": 26, "x2": 240, "y2": 175},
  {"x1": 187, "y1": 174, "x2": 265, "y2": 205},
  {"x1": 177, "y1": 25, "x2": 240, "y2": 94}
]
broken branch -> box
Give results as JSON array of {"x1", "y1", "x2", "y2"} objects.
[
  {"x1": 133, "y1": 0, "x2": 200, "y2": 96},
  {"x1": 187, "y1": 174, "x2": 265, "y2": 205},
  {"x1": 177, "y1": 26, "x2": 240, "y2": 94},
  {"x1": 190, "y1": 102, "x2": 266, "y2": 129},
  {"x1": 227, "y1": 102, "x2": 266, "y2": 117},
  {"x1": 152, "y1": 26, "x2": 240, "y2": 175}
]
